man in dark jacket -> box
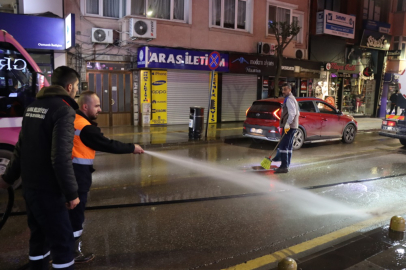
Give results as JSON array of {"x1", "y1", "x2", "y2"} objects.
[
  {"x1": 0, "y1": 66, "x2": 80, "y2": 270},
  {"x1": 70, "y1": 91, "x2": 144, "y2": 263},
  {"x1": 389, "y1": 90, "x2": 399, "y2": 115}
]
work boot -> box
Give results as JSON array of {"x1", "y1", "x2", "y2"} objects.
[
  {"x1": 274, "y1": 167, "x2": 289, "y2": 174},
  {"x1": 74, "y1": 239, "x2": 95, "y2": 263}
]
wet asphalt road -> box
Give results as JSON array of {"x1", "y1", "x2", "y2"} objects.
[{"x1": 2, "y1": 131, "x2": 406, "y2": 269}]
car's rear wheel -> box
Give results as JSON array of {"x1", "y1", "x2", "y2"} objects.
[
  {"x1": 400, "y1": 139, "x2": 406, "y2": 146},
  {"x1": 0, "y1": 149, "x2": 21, "y2": 189},
  {"x1": 342, "y1": 124, "x2": 356, "y2": 143},
  {"x1": 292, "y1": 128, "x2": 305, "y2": 150}
]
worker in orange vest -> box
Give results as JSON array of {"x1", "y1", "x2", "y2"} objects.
[{"x1": 70, "y1": 91, "x2": 144, "y2": 263}]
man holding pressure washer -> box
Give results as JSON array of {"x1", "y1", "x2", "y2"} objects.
[
  {"x1": 70, "y1": 91, "x2": 144, "y2": 263},
  {"x1": 273, "y1": 83, "x2": 300, "y2": 174}
]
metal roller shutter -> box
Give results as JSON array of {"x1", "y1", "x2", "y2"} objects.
[
  {"x1": 222, "y1": 74, "x2": 257, "y2": 122},
  {"x1": 167, "y1": 71, "x2": 210, "y2": 124}
]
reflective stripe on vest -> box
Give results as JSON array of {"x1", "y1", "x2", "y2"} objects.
[{"x1": 72, "y1": 114, "x2": 96, "y2": 164}]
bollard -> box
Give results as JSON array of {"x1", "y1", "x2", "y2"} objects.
[
  {"x1": 390, "y1": 216, "x2": 406, "y2": 232},
  {"x1": 278, "y1": 257, "x2": 297, "y2": 270}
]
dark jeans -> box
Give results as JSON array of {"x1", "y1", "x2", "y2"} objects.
[
  {"x1": 278, "y1": 129, "x2": 297, "y2": 168},
  {"x1": 24, "y1": 189, "x2": 75, "y2": 270}
]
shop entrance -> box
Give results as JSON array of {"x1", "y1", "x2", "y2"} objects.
[{"x1": 87, "y1": 71, "x2": 133, "y2": 127}]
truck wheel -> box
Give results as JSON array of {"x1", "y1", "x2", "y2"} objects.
[
  {"x1": 0, "y1": 150, "x2": 21, "y2": 189},
  {"x1": 400, "y1": 139, "x2": 406, "y2": 146},
  {"x1": 342, "y1": 124, "x2": 356, "y2": 143}
]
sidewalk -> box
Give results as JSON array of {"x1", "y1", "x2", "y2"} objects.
[
  {"x1": 271, "y1": 221, "x2": 406, "y2": 270},
  {"x1": 100, "y1": 118, "x2": 383, "y2": 147}
]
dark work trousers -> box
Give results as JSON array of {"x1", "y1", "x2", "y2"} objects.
[
  {"x1": 69, "y1": 191, "x2": 88, "y2": 240},
  {"x1": 279, "y1": 128, "x2": 297, "y2": 169},
  {"x1": 389, "y1": 103, "x2": 398, "y2": 115},
  {"x1": 69, "y1": 164, "x2": 93, "y2": 240},
  {"x1": 24, "y1": 189, "x2": 75, "y2": 270}
]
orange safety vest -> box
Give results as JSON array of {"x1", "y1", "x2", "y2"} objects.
[{"x1": 72, "y1": 114, "x2": 96, "y2": 165}]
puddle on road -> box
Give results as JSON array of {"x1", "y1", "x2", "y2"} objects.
[{"x1": 145, "y1": 151, "x2": 371, "y2": 218}]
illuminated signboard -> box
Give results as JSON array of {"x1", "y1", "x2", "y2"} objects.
[{"x1": 65, "y1": 13, "x2": 75, "y2": 50}]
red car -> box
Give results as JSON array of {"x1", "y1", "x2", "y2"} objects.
[{"x1": 243, "y1": 97, "x2": 357, "y2": 150}]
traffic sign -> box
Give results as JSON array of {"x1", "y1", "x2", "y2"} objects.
[{"x1": 208, "y1": 51, "x2": 221, "y2": 70}]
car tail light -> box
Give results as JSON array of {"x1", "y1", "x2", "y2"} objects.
[
  {"x1": 273, "y1": 108, "x2": 281, "y2": 120},
  {"x1": 382, "y1": 120, "x2": 387, "y2": 125},
  {"x1": 388, "y1": 121, "x2": 396, "y2": 127},
  {"x1": 246, "y1": 107, "x2": 251, "y2": 116}
]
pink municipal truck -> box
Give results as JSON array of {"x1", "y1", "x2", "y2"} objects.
[{"x1": 0, "y1": 30, "x2": 49, "y2": 188}]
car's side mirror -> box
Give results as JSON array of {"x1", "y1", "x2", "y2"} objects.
[{"x1": 337, "y1": 110, "x2": 343, "y2": 115}]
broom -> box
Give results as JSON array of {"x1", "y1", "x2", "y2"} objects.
[{"x1": 260, "y1": 132, "x2": 285, "y2": 170}]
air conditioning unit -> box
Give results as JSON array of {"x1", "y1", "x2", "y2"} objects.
[
  {"x1": 91, "y1": 28, "x2": 113, "y2": 44},
  {"x1": 129, "y1": 18, "x2": 157, "y2": 39},
  {"x1": 258, "y1": 42, "x2": 275, "y2": 55},
  {"x1": 295, "y1": 49, "x2": 307, "y2": 60}
]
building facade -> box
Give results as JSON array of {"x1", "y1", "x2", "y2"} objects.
[
  {"x1": 64, "y1": 0, "x2": 313, "y2": 127},
  {"x1": 309, "y1": 0, "x2": 393, "y2": 117}
]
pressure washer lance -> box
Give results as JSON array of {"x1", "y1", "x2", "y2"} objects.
[{"x1": 260, "y1": 130, "x2": 286, "y2": 170}]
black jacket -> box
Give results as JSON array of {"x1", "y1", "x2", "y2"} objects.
[
  {"x1": 73, "y1": 110, "x2": 135, "y2": 192},
  {"x1": 390, "y1": 93, "x2": 399, "y2": 104},
  {"x1": 3, "y1": 86, "x2": 79, "y2": 201}
]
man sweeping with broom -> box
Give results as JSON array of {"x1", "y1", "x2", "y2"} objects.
[{"x1": 272, "y1": 83, "x2": 300, "y2": 174}]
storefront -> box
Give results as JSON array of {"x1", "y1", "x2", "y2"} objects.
[
  {"x1": 0, "y1": 13, "x2": 73, "y2": 80},
  {"x1": 321, "y1": 62, "x2": 361, "y2": 114},
  {"x1": 358, "y1": 20, "x2": 391, "y2": 117},
  {"x1": 278, "y1": 58, "x2": 322, "y2": 98},
  {"x1": 227, "y1": 54, "x2": 273, "y2": 121},
  {"x1": 137, "y1": 46, "x2": 229, "y2": 125}
]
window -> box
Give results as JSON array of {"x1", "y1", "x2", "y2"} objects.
[
  {"x1": 0, "y1": 42, "x2": 37, "y2": 118},
  {"x1": 298, "y1": 101, "x2": 316, "y2": 113},
  {"x1": 292, "y1": 12, "x2": 303, "y2": 44},
  {"x1": 393, "y1": 37, "x2": 406, "y2": 60},
  {"x1": 85, "y1": 0, "x2": 126, "y2": 18},
  {"x1": 363, "y1": 0, "x2": 388, "y2": 22},
  {"x1": 398, "y1": 0, "x2": 406, "y2": 11},
  {"x1": 210, "y1": 0, "x2": 252, "y2": 31},
  {"x1": 316, "y1": 101, "x2": 336, "y2": 114},
  {"x1": 268, "y1": 4, "x2": 292, "y2": 35},
  {"x1": 130, "y1": 0, "x2": 187, "y2": 21},
  {"x1": 317, "y1": 0, "x2": 341, "y2": 12}
]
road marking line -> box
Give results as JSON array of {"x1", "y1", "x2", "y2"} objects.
[{"x1": 222, "y1": 208, "x2": 406, "y2": 270}]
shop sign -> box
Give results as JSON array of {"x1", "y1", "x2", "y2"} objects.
[
  {"x1": 0, "y1": 12, "x2": 66, "y2": 50},
  {"x1": 388, "y1": 50, "x2": 401, "y2": 57},
  {"x1": 316, "y1": 10, "x2": 356, "y2": 39},
  {"x1": 326, "y1": 62, "x2": 355, "y2": 72},
  {"x1": 209, "y1": 72, "x2": 218, "y2": 123},
  {"x1": 282, "y1": 66, "x2": 294, "y2": 71},
  {"x1": 337, "y1": 73, "x2": 352, "y2": 78},
  {"x1": 363, "y1": 67, "x2": 373, "y2": 77},
  {"x1": 363, "y1": 20, "x2": 390, "y2": 34},
  {"x1": 360, "y1": 30, "x2": 391, "y2": 50},
  {"x1": 151, "y1": 70, "x2": 167, "y2": 125},
  {"x1": 229, "y1": 54, "x2": 276, "y2": 74},
  {"x1": 137, "y1": 46, "x2": 229, "y2": 72},
  {"x1": 140, "y1": 70, "x2": 151, "y2": 105},
  {"x1": 300, "y1": 80, "x2": 307, "y2": 92},
  {"x1": 65, "y1": 13, "x2": 75, "y2": 50}
]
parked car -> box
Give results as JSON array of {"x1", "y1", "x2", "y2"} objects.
[{"x1": 243, "y1": 97, "x2": 357, "y2": 150}]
